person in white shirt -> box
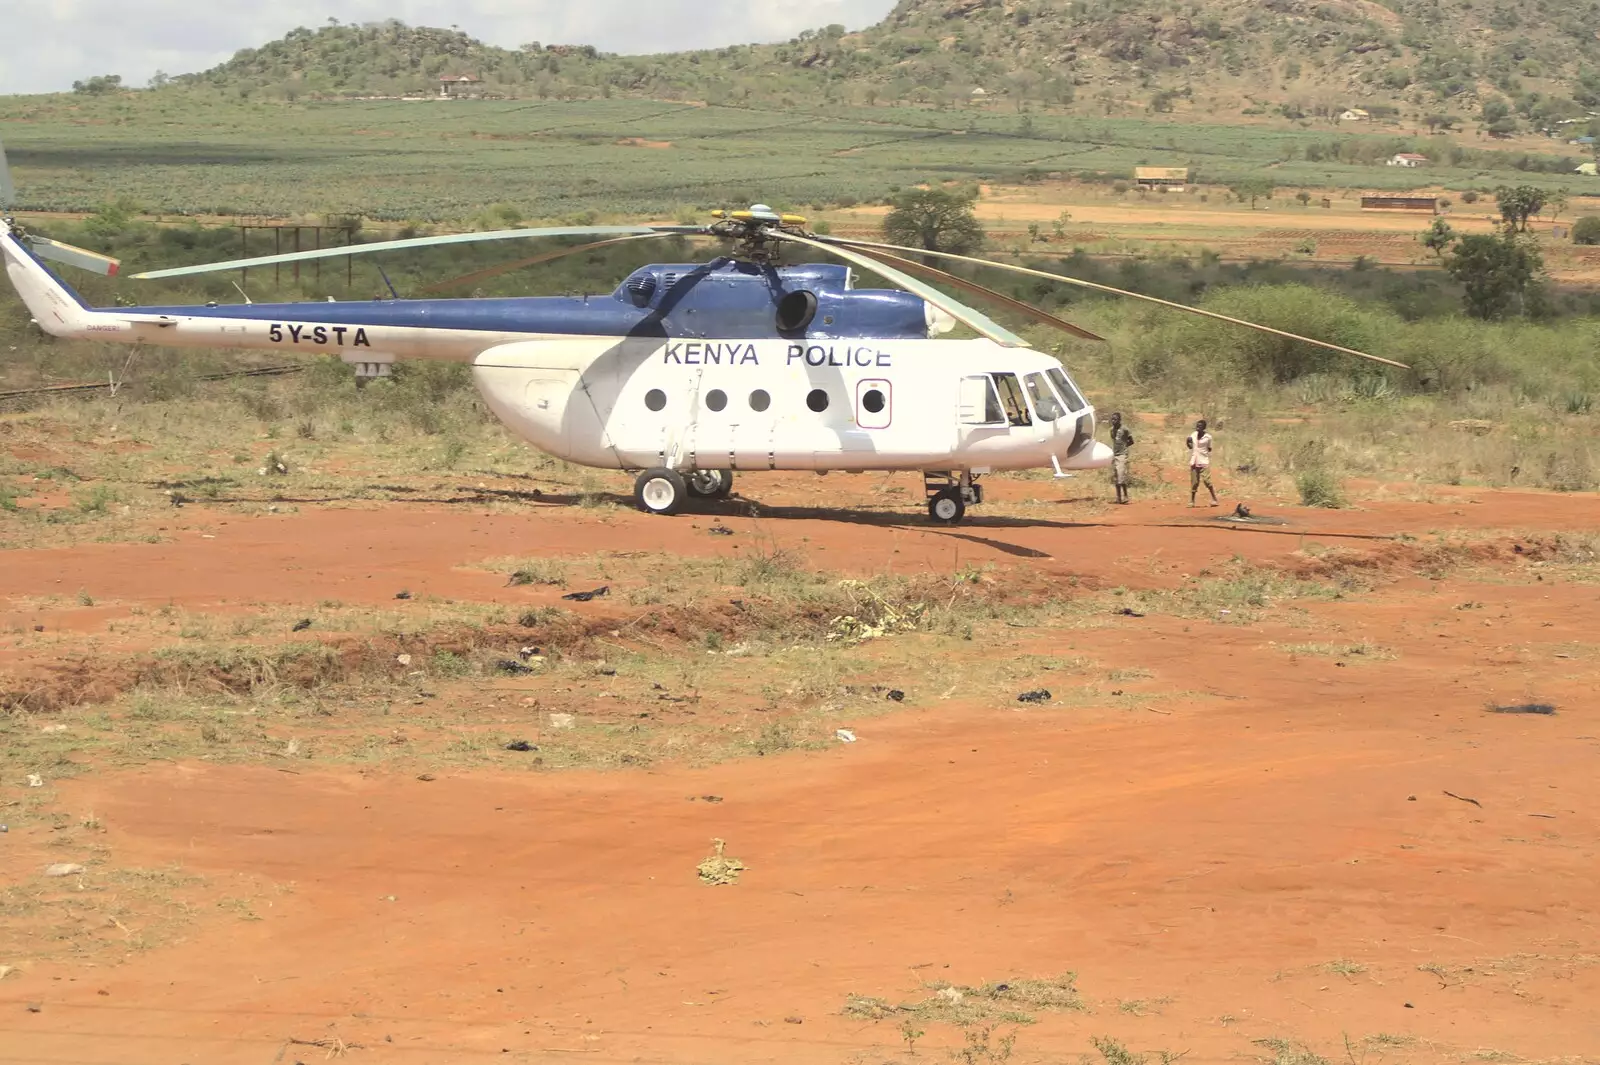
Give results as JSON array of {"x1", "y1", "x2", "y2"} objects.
[{"x1": 1186, "y1": 419, "x2": 1218, "y2": 507}]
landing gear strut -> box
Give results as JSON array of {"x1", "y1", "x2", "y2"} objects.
[{"x1": 924, "y1": 471, "x2": 982, "y2": 524}]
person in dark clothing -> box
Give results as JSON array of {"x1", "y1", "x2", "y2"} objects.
[{"x1": 1108, "y1": 412, "x2": 1134, "y2": 504}]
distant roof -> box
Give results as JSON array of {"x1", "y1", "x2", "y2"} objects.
[
  {"x1": 969, "y1": 87, "x2": 987, "y2": 95},
  {"x1": 1134, "y1": 166, "x2": 1189, "y2": 180},
  {"x1": 1393, "y1": 153, "x2": 1428, "y2": 160},
  {"x1": 440, "y1": 73, "x2": 481, "y2": 82}
]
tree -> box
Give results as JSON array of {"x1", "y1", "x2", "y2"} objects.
[
  {"x1": 1571, "y1": 216, "x2": 1600, "y2": 245},
  {"x1": 1546, "y1": 188, "x2": 1570, "y2": 223},
  {"x1": 883, "y1": 185, "x2": 986, "y2": 255},
  {"x1": 1494, "y1": 184, "x2": 1546, "y2": 231},
  {"x1": 1424, "y1": 113, "x2": 1457, "y2": 132},
  {"x1": 71, "y1": 74, "x2": 122, "y2": 95},
  {"x1": 1296, "y1": 190, "x2": 1312, "y2": 207},
  {"x1": 1229, "y1": 178, "x2": 1275, "y2": 209},
  {"x1": 1443, "y1": 233, "x2": 1543, "y2": 320},
  {"x1": 1420, "y1": 218, "x2": 1456, "y2": 258}
]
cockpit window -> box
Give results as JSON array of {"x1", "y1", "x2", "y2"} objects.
[
  {"x1": 991, "y1": 372, "x2": 1032, "y2": 427},
  {"x1": 959, "y1": 375, "x2": 1004, "y2": 425},
  {"x1": 1024, "y1": 372, "x2": 1065, "y2": 422},
  {"x1": 1047, "y1": 367, "x2": 1088, "y2": 413}
]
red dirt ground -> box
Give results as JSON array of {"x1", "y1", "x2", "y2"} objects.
[{"x1": 2, "y1": 484, "x2": 1598, "y2": 1064}]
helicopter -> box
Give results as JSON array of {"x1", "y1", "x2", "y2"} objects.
[{"x1": 0, "y1": 141, "x2": 1403, "y2": 523}]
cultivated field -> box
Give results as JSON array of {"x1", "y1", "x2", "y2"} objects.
[{"x1": 1, "y1": 390, "x2": 1597, "y2": 1064}]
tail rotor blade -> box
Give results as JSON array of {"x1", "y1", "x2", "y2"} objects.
[
  {"x1": 0, "y1": 138, "x2": 14, "y2": 212},
  {"x1": 132, "y1": 225, "x2": 711, "y2": 281},
  {"x1": 817, "y1": 235, "x2": 1407, "y2": 369},
  {"x1": 766, "y1": 229, "x2": 1028, "y2": 347},
  {"x1": 27, "y1": 237, "x2": 120, "y2": 277}
]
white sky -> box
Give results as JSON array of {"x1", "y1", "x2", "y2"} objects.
[{"x1": 0, "y1": 1, "x2": 898, "y2": 95}]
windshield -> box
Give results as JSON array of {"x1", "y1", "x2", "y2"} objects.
[
  {"x1": 1024, "y1": 372, "x2": 1065, "y2": 422},
  {"x1": 1047, "y1": 367, "x2": 1088, "y2": 413}
]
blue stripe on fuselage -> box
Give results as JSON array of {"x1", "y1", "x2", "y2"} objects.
[{"x1": 120, "y1": 291, "x2": 932, "y2": 340}]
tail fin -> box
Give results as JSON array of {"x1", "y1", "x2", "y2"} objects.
[{"x1": 2, "y1": 231, "x2": 99, "y2": 337}]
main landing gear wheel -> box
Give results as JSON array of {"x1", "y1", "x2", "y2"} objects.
[
  {"x1": 928, "y1": 488, "x2": 966, "y2": 524},
  {"x1": 635, "y1": 468, "x2": 687, "y2": 515},
  {"x1": 686, "y1": 468, "x2": 734, "y2": 498}
]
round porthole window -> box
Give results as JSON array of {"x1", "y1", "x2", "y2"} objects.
[
  {"x1": 644, "y1": 388, "x2": 666, "y2": 411},
  {"x1": 862, "y1": 389, "x2": 886, "y2": 414},
  {"x1": 705, "y1": 389, "x2": 727, "y2": 412},
  {"x1": 806, "y1": 389, "x2": 829, "y2": 413},
  {"x1": 749, "y1": 389, "x2": 771, "y2": 412}
]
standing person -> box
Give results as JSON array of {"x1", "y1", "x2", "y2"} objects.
[
  {"x1": 1186, "y1": 418, "x2": 1218, "y2": 507},
  {"x1": 1108, "y1": 412, "x2": 1135, "y2": 504}
]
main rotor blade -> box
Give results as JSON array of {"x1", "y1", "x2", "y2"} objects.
[
  {"x1": 132, "y1": 225, "x2": 709, "y2": 280},
  {"x1": 818, "y1": 236, "x2": 1409, "y2": 370},
  {"x1": 848, "y1": 244, "x2": 1104, "y2": 342},
  {"x1": 767, "y1": 230, "x2": 1028, "y2": 347},
  {"x1": 414, "y1": 232, "x2": 682, "y2": 295}
]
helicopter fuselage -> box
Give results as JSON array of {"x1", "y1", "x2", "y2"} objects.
[{"x1": 3, "y1": 233, "x2": 1110, "y2": 491}]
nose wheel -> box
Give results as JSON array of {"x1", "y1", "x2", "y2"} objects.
[{"x1": 923, "y1": 471, "x2": 981, "y2": 524}]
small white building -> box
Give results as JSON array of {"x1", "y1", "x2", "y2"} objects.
[
  {"x1": 1387, "y1": 152, "x2": 1428, "y2": 167},
  {"x1": 1339, "y1": 108, "x2": 1371, "y2": 122},
  {"x1": 1576, "y1": 162, "x2": 1598, "y2": 177}
]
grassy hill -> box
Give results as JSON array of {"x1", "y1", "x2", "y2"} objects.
[{"x1": 159, "y1": 2, "x2": 1600, "y2": 133}]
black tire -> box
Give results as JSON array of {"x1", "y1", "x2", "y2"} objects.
[
  {"x1": 928, "y1": 488, "x2": 966, "y2": 524},
  {"x1": 686, "y1": 468, "x2": 734, "y2": 498},
  {"x1": 634, "y1": 468, "x2": 687, "y2": 515}
]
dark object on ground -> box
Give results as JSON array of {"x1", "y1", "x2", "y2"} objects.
[
  {"x1": 1115, "y1": 607, "x2": 1145, "y2": 617},
  {"x1": 416, "y1": 773, "x2": 436, "y2": 781},
  {"x1": 1443, "y1": 790, "x2": 1482, "y2": 808},
  {"x1": 504, "y1": 740, "x2": 537, "y2": 752},
  {"x1": 1234, "y1": 503, "x2": 1252, "y2": 518},
  {"x1": 1513, "y1": 544, "x2": 1524, "y2": 553},
  {"x1": 1490, "y1": 703, "x2": 1555, "y2": 715},
  {"x1": 597, "y1": 667, "x2": 617, "y2": 676},
  {"x1": 395, "y1": 590, "x2": 412, "y2": 600},
  {"x1": 784, "y1": 1017, "x2": 803, "y2": 1025},
  {"x1": 495, "y1": 659, "x2": 534, "y2": 675},
  {"x1": 1017, "y1": 689, "x2": 1051, "y2": 703},
  {"x1": 169, "y1": 492, "x2": 190, "y2": 507},
  {"x1": 517, "y1": 611, "x2": 544, "y2": 627},
  {"x1": 886, "y1": 689, "x2": 905, "y2": 702},
  {"x1": 563, "y1": 585, "x2": 610, "y2": 602},
  {"x1": 709, "y1": 525, "x2": 734, "y2": 536},
  {"x1": 700, "y1": 795, "x2": 723, "y2": 803},
  {"x1": 291, "y1": 618, "x2": 312, "y2": 632},
  {"x1": 32, "y1": 625, "x2": 43, "y2": 632},
  {"x1": 532, "y1": 488, "x2": 543, "y2": 498}
]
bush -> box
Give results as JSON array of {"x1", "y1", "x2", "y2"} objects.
[
  {"x1": 1296, "y1": 469, "x2": 1346, "y2": 508},
  {"x1": 1571, "y1": 216, "x2": 1600, "y2": 245}
]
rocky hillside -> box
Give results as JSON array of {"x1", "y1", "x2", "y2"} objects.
[{"x1": 170, "y1": 1, "x2": 1600, "y2": 130}]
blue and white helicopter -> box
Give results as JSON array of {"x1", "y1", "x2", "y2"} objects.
[{"x1": 0, "y1": 141, "x2": 1401, "y2": 522}]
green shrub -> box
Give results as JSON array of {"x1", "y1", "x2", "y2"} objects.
[
  {"x1": 1296, "y1": 469, "x2": 1346, "y2": 508},
  {"x1": 1571, "y1": 216, "x2": 1600, "y2": 245}
]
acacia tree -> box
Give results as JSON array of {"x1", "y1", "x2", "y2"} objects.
[
  {"x1": 1443, "y1": 233, "x2": 1544, "y2": 320},
  {"x1": 883, "y1": 184, "x2": 986, "y2": 255},
  {"x1": 1494, "y1": 185, "x2": 1546, "y2": 232},
  {"x1": 1420, "y1": 218, "x2": 1456, "y2": 258},
  {"x1": 1229, "y1": 178, "x2": 1275, "y2": 209}
]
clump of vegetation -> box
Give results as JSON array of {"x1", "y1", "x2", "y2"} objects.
[
  {"x1": 1296, "y1": 468, "x2": 1345, "y2": 508},
  {"x1": 842, "y1": 973, "x2": 1084, "y2": 1026}
]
